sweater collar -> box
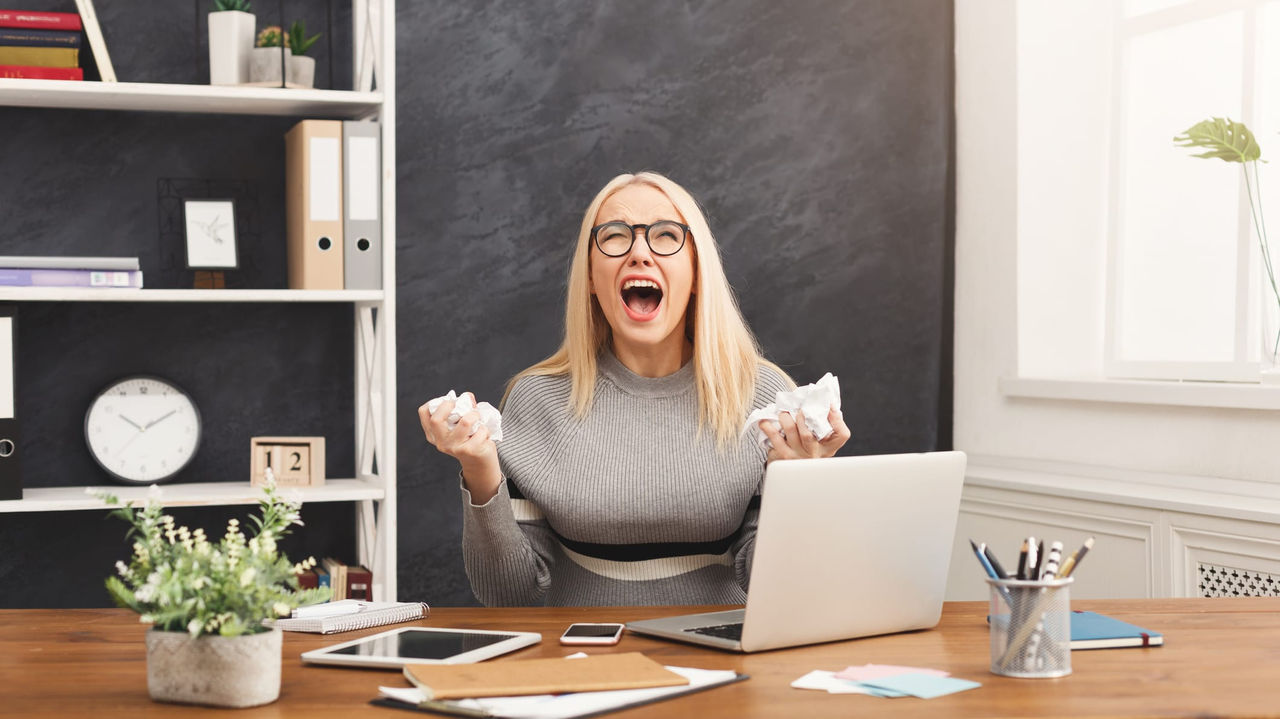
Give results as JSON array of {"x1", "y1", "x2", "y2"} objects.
[{"x1": 597, "y1": 348, "x2": 694, "y2": 398}]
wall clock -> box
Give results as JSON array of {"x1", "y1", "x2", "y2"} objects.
[{"x1": 84, "y1": 375, "x2": 202, "y2": 485}]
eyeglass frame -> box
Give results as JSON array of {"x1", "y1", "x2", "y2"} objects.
[{"x1": 589, "y1": 220, "x2": 691, "y2": 257}]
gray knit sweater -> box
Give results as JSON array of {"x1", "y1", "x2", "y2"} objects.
[{"x1": 460, "y1": 351, "x2": 791, "y2": 606}]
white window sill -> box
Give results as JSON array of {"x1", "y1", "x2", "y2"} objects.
[{"x1": 999, "y1": 376, "x2": 1280, "y2": 411}]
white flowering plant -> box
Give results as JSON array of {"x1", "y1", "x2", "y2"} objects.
[{"x1": 94, "y1": 477, "x2": 330, "y2": 637}]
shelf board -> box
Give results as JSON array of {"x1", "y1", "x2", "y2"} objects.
[
  {"x1": 1, "y1": 478, "x2": 386, "y2": 513},
  {"x1": 0, "y1": 79, "x2": 382, "y2": 118},
  {"x1": 0, "y1": 288, "x2": 383, "y2": 303}
]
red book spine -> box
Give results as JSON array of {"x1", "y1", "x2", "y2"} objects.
[
  {"x1": 0, "y1": 64, "x2": 83, "y2": 80},
  {"x1": 0, "y1": 10, "x2": 82, "y2": 31},
  {"x1": 295, "y1": 569, "x2": 318, "y2": 589},
  {"x1": 346, "y1": 565, "x2": 373, "y2": 601}
]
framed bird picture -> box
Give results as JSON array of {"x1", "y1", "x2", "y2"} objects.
[{"x1": 182, "y1": 198, "x2": 239, "y2": 270}]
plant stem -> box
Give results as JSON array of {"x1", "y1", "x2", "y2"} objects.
[{"x1": 1243, "y1": 161, "x2": 1280, "y2": 362}]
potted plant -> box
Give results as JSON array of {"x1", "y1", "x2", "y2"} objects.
[
  {"x1": 95, "y1": 474, "x2": 329, "y2": 708},
  {"x1": 208, "y1": 0, "x2": 255, "y2": 85},
  {"x1": 287, "y1": 20, "x2": 321, "y2": 88},
  {"x1": 249, "y1": 24, "x2": 290, "y2": 85},
  {"x1": 1175, "y1": 118, "x2": 1280, "y2": 382}
]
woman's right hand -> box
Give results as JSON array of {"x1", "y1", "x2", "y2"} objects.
[{"x1": 418, "y1": 392, "x2": 502, "y2": 503}]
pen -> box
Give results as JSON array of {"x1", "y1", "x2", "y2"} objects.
[
  {"x1": 1016, "y1": 539, "x2": 1029, "y2": 580},
  {"x1": 969, "y1": 539, "x2": 1000, "y2": 579},
  {"x1": 1040, "y1": 541, "x2": 1063, "y2": 580},
  {"x1": 983, "y1": 544, "x2": 1011, "y2": 579},
  {"x1": 1059, "y1": 536, "x2": 1095, "y2": 578},
  {"x1": 1033, "y1": 540, "x2": 1045, "y2": 580},
  {"x1": 1024, "y1": 537, "x2": 1039, "y2": 580}
]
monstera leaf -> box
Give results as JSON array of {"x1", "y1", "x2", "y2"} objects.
[{"x1": 1174, "y1": 117, "x2": 1262, "y2": 164}]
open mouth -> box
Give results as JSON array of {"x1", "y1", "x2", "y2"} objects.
[{"x1": 620, "y1": 278, "x2": 663, "y2": 320}]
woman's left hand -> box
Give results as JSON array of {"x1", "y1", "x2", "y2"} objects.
[{"x1": 761, "y1": 407, "x2": 851, "y2": 462}]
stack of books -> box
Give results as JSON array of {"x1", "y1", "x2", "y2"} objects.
[
  {"x1": 0, "y1": 10, "x2": 84, "y2": 81},
  {"x1": 0, "y1": 256, "x2": 142, "y2": 288},
  {"x1": 297, "y1": 558, "x2": 374, "y2": 601}
]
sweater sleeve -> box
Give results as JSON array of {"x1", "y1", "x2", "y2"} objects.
[
  {"x1": 459, "y1": 475, "x2": 556, "y2": 606},
  {"x1": 731, "y1": 362, "x2": 796, "y2": 589}
]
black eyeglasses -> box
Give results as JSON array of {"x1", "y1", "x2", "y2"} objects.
[{"x1": 590, "y1": 220, "x2": 690, "y2": 257}]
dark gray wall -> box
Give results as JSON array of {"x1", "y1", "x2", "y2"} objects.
[
  {"x1": 0, "y1": 1, "x2": 953, "y2": 608},
  {"x1": 395, "y1": 1, "x2": 954, "y2": 605}
]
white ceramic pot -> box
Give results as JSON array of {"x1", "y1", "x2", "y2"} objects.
[
  {"x1": 288, "y1": 55, "x2": 315, "y2": 88},
  {"x1": 207, "y1": 10, "x2": 255, "y2": 85},
  {"x1": 249, "y1": 46, "x2": 291, "y2": 84},
  {"x1": 145, "y1": 627, "x2": 282, "y2": 708}
]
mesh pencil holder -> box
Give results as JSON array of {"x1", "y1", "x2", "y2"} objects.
[{"x1": 986, "y1": 576, "x2": 1073, "y2": 678}]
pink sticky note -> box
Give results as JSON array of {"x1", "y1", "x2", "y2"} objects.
[{"x1": 834, "y1": 664, "x2": 950, "y2": 681}]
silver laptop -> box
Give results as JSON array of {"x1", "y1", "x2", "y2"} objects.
[{"x1": 626, "y1": 451, "x2": 966, "y2": 653}]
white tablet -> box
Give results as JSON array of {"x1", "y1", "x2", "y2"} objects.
[{"x1": 301, "y1": 626, "x2": 542, "y2": 669}]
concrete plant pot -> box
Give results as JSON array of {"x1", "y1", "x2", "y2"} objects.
[
  {"x1": 145, "y1": 627, "x2": 282, "y2": 708},
  {"x1": 207, "y1": 10, "x2": 255, "y2": 85}
]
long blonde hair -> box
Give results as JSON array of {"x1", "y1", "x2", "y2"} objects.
[{"x1": 505, "y1": 172, "x2": 788, "y2": 446}]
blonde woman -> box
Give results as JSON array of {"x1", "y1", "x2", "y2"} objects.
[{"x1": 419, "y1": 172, "x2": 850, "y2": 606}]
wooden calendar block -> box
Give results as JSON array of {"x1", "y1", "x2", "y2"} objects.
[{"x1": 250, "y1": 436, "x2": 325, "y2": 487}]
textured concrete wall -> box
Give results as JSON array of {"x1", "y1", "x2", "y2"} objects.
[{"x1": 0, "y1": 0, "x2": 952, "y2": 607}]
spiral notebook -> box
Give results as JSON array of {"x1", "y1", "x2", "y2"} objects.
[{"x1": 273, "y1": 600, "x2": 430, "y2": 634}]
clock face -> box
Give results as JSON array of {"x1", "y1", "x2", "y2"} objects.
[{"x1": 84, "y1": 376, "x2": 202, "y2": 485}]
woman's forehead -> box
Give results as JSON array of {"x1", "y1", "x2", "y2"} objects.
[{"x1": 596, "y1": 184, "x2": 684, "y2": 223}]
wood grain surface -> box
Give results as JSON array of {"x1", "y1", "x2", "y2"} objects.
[{"x1": 3, "y1": 598, "x2": 1277, "y2": 718}]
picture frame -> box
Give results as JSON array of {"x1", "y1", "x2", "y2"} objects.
[{"x1": 182, "y1": 198, "x2": 239, "y2": 270}]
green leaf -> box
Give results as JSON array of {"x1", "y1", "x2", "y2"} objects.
[{"x1": 1174, "y1": 117, "x2": 1262, "y2": 164}]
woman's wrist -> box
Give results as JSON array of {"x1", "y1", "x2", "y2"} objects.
[{"x1": 460, "y1": 457, "x2": 502, "y2": 504}]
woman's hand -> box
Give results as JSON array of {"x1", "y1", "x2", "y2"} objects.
[
  {"x1": 418, "y1": 392, "x2": 502, "y2": 502},
  {"x1": 760, "y1": 406, "x2": 851, "y2": 463}
]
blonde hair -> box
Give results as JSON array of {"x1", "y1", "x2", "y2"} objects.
[{"x1": 505, "y1": 172, "x2": 790, "y2": 446}]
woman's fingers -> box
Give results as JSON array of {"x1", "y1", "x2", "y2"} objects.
[
  {"x1": 793, "y1": 410, "x2": 819, "y2": 456},
  {"x1": 819, "y1": 407, "x2": 851, "y2": 455}
]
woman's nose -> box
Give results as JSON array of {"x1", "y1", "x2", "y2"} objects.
[{"x1": 627, "y1": 230, "x2": 654, "y2": 265}]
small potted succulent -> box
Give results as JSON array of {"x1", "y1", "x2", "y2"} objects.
[
  {"x1": 249, "y1": 24, "x2": 290, "y2": 84},
  {"x1": 95, "y1": 474, "x2": 329, "y2": 707},
  {"x1": 287, "y1": 20, "x2": 321, "y2": 88},
  {"x1": 207, "y1": 0, "x2": 255, "y2": 85}
]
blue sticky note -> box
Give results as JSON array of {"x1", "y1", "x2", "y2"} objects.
[{"x1": 859, "y1": 673, "x2": 982, "y2": 699}]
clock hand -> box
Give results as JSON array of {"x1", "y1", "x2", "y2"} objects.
[
  {"x1": 114, "y1": 429, "x2": 145, "y2": 457},
  {"x1": 144, "y1": 409, "x2": 178, "y2": 430},
  {"x1": 118, "y1": 414, "x2": 144, "y2": 431}
]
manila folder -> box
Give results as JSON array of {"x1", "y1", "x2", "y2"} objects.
[{"x1": 401, "y1": 652, "x2": 689, "y2": 700}]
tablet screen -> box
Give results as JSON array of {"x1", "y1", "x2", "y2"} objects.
[{"x1": 328, "y1": 629, "x2": 520, "y2": 660}]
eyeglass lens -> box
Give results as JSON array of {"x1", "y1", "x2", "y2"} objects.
[{"x1": 595, "y1": 221, "x2": 686, "y2": 257}]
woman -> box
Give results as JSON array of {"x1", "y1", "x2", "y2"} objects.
[{"x1": 419, "y1": 172, "x2": 850, "y2": 606}]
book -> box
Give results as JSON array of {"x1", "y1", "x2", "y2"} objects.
[
  {"x1": 0, "y1": 64, "x2": 81, "y2": 79},
  {"x1": 271, "y1": 599, "x2": 428, "y2": 634},
  {"x1": 376, "y1": 663, "x2": 748, "y2": 719},
  {"x1": 1071, "y1": 610, "x2": 1163, "y2": 650},
  {"x1": 296, "y1": 568, "x2": 318, "y2": 589},
  {"x1": 0, "y1": 256, "x2": 138, "y2": 270},
  {"x1": 323, "y1": 557, "x2": 348, "y2": 600},
  {"x1": 347, "y1": 564, "x2": 373, "y2": 601},
  {"x1": 0, "y1": 10, "x2": 82, "y2": 31},
  {"x1": 313, "y1": 564, "x2": 330, "y2": 589},
  {"x1": 0, "y1": 45, "x2": 77, "y2": 67},
  {"x1": 0, "y1": 268, "x2": 142, "y2": 288},
  {"x1": 402, "y1": 653, "x2": 689, "y2": 701},
  {"x1": 0, "y1": 28, "x2": 80, "y2": 47}
]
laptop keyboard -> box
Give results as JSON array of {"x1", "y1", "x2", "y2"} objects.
[{"x1": 684, "y1": 622, "x2": 743, "y2": 641}]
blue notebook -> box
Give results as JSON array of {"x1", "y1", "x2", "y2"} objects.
[{"x1": 1071, "y1": 611, "x2": 1163, "y2": 650}]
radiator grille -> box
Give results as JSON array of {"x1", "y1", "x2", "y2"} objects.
[{"x1": 1198, "y1": 563, "x2": 1280, "y2": 598}]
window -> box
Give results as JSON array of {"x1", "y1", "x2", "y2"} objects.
[{"x1": 1016, "y1": 0, "x2": 1280, "y2": 383}]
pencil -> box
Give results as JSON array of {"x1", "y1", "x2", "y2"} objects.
[
  {"x1": 1016, "y1": 539, "x2": 1029, "y2": 580},
  {"x1": 1059, "y1": 536, "x2": 1095, "y2": 578}
]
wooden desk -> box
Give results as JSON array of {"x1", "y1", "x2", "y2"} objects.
[{"x1": 2, "y1": 598, "x2": 1276, "y2": 717}]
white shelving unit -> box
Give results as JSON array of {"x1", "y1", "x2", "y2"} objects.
[{"x1": 0, "y1": 1, "x2": 399, "y2": 601}]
